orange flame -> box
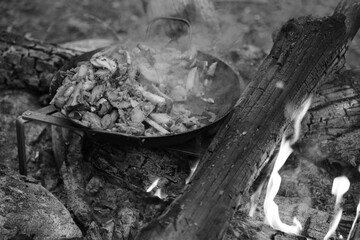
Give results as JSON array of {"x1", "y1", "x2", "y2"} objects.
[
  {"x1": 324, "y1": 176, "x2": 350, "y2": 240},
  {"x1": 262, "y1": 96, "x2": 312, "y2": 235}
]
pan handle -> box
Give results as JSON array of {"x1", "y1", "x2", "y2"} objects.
[{"x1": 146, "y1": 17, "x2": 193, "y2": 48}]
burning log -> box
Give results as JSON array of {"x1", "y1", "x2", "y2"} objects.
[
  {"x1": 228, "y1": 68, "x2": 360, "y2": 240},
  {"x1": 134, "y1": 1, "x2": 360, "y2": 240},
  {"x1": 297, "y1": 69, "x2": 360, "y2": 178},
  {"x1": 297, "y1": 69, "x2": 360, "y2": 240}
]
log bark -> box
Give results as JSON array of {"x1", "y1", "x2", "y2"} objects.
[
  {"x1": 0, "y1": 31, "x2": 80, "y2": 93},
  {"x1": 134, "y1": 1, "x2": 360, "y2": 240}
]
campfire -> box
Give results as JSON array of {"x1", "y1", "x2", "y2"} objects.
[
  {"x1": 260, "y1": 96, "x2": 312, "y2": 236},
  {"x1": 247, "y1": 95, "x2": 360, "y2": 240},
  {"x1": 1, "y1": 0, "x2": 360, "y2": 240}
]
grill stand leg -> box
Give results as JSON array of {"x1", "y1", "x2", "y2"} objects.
[{"x1": 16, "y1": 116, "x2": 29, "y2": 175}]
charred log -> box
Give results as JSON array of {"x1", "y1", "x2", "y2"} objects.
[
  {"x1": 0, "y1": 31, "x2": 80, "y2": 93},
  {"x1": 297, "y1": 69, "x2": 360, "y2": 177}
]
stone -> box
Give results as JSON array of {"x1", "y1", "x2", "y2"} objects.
[{"x1": 0, "y1": 165, "x2": 82, "y2": 239}]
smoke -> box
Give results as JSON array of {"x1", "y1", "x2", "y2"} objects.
[{"x1": 126, "y1": 0, "x2": 252, "y2": 59}]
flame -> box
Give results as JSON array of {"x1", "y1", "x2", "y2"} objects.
[
  {"x1": 290, "y1": 96, "x2": 312, "y2": 145},
  {"x1": 249, "y1": 181, "x2": 265, "y2": 217},
  {"x1": 154, "y1": 188, "x2": 168, "y2": 199},
  {"x1": 324, "y1": 176, "x2": 350, "y2": 240},
  {"x1": 185, "y1": 159, "x2": 200, "y2": 184},
  {"x1": 332, "y1": 176, "x2": 350, "y2": 207},
  {"x1": 347, "y1": 197, "x2": 360, "y2": 240},
  {"x1": 262, "y1": 96, "x2": 312, "y2": 235},
  {"x1": 146, "y1": 178, "x2": 168, "y2": 199},
  {"x1": 347, "y1": 167, "x2": 360, "y2": 240},
  {"x1": 324, "y1": 209, "x2": 343, "y2": 240},
  {"x1": 263, "y1": 135, "x2": 302, "y2": 234},
  {"x1": 146, "y1": 177, "x2": 160, "y2": 192}
]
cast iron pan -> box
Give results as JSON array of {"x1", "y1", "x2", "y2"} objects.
[{"x1": 49, "y1": 47, "x2": 242, "y2": 147}]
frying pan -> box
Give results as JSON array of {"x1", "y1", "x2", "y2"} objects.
[{"x1": 49, "y1": 43, "x2": 242, "y2": 148}]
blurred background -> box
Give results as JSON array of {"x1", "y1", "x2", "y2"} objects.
[{"x1": 0, "y1": 0, "x2": 349, "y2": 52}]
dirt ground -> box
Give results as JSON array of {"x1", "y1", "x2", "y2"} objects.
[{"x1": 1, "y1": 0, "x2": 360, "y2": 240}]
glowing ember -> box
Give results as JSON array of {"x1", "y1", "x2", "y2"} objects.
[
  {"x1": 146, "y1": 177, "x2": 160, "y2": 192},
  {"x1": 262, "y1": 96, "x2": 312, "y2": 235},
  {"x1": 185, "y1": 159, "x2": 200, "y2": 184},
  {"x1": 324, "y1": 176, "x2": 350, "y2": 240}
]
